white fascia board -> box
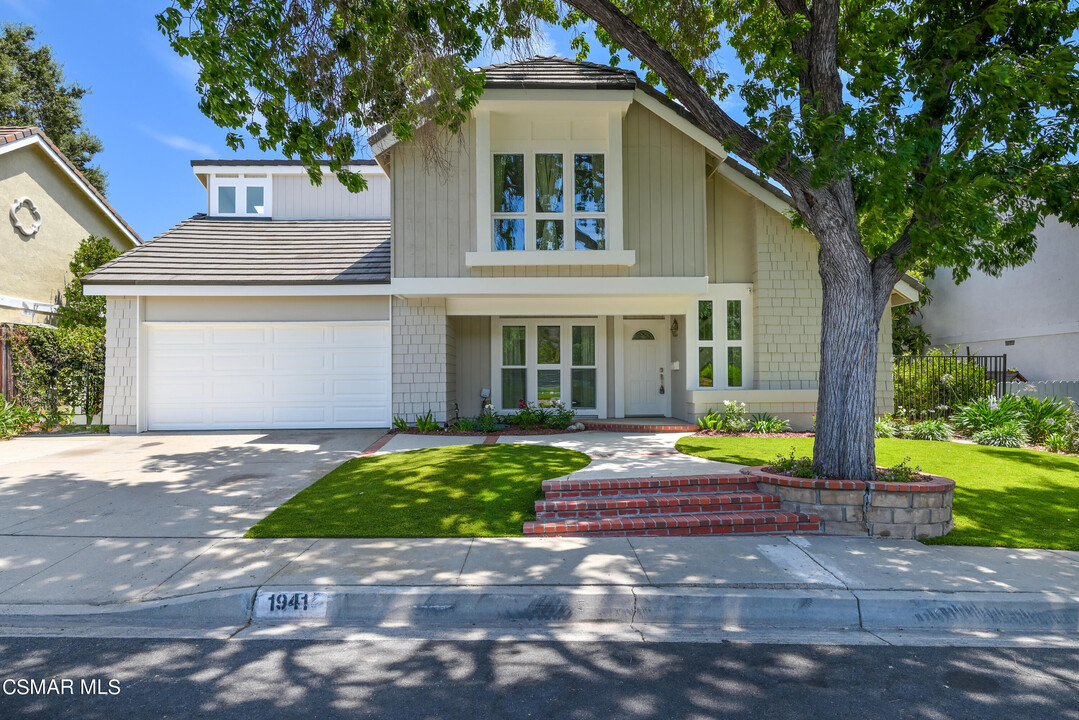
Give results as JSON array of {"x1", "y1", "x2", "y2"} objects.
[
  {"x1": 0, "y1": 135, "x2": 141, "y2": 247},
  {"x1": 447, "y1": 294, "x2": 692, "y2": 316},
  {"x1": 370, "y1": 132, "x2": 398, "y2": 157},
  {"x1": 393, "y1": 276, "x2": 709, "y2": 296},
  {"x1": 82, "y1": 284, "x2": 394, "y2": 297},
  {"x1": 465, "y1": 250, "x2": 636, "y2": 267},
  {"x1": 891, "y1": 279, "x2": 921, "y2": 307},
  {"x1": 714, "y1": 162, "x2": 793, "y2": 216},
  {"x1": 191, "y1": 164, "x2": 386, "y2": 177},
  {"x1": 632, "y1": 90, "x2": 728, "y2": 162}
]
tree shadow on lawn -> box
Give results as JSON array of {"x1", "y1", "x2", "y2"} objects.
[{"x1": 245, "y1": 444, "x2": 591, "y2": 539}]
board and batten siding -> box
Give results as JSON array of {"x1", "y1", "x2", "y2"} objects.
[
  {"x1": 451, "y1": 316, "x2": 492, "y2": 415},
  {"x1": 389, "y1": 102, "x2": 711, "y2": 278},
  {"x1": 706, "y1": 175, "x2": 755, "y2": 284},
  {"x1": 273, "y1": 173, "x2": 391, "y2": 219}
]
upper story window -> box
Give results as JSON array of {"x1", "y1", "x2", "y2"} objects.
[
  {"x1": 209, "y1": 174, "x2": 272, "y2": 217},
  {"x1": 492, "y1": 151, "x2": 606, "y2": 252}
]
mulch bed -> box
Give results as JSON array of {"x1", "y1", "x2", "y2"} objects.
[
  {"x1": 392, "y1": 427, "x2": 584, "y2": 437},
  {"x1": 693, "y1": 430, "x2": 815, "y2": 439}
]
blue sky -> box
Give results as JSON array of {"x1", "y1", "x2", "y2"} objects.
[{"x1": 1, "y1": 0, "x2": 747, "y2": 240}]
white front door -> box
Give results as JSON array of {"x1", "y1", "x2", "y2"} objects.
[{"x1": 623, "y1": 320, "x2": 667, "y2": 416}]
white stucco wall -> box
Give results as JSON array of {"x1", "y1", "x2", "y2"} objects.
[{"x1": 918, "y1": 215, "x2": 1079, "y2": 381}]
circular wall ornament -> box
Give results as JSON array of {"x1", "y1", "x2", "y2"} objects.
[{"x1": 10, "y1": 197, "x2": 42, "y2": 237}]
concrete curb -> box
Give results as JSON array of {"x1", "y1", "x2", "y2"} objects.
[{"x1": 0, "y1": 586, "x2": 1077, "y2": 635}]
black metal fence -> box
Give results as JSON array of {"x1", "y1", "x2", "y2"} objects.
[{"x1": 893, "y1": 352, "x2": 1008, "y2": 420}]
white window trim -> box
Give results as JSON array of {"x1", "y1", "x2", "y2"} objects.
[
  {"x1": 472, "y1": 109, "x2": 630, "y2": 267},
  {"x1": 209, "y1": 174, "x2": 273, "y2": 217},
  {"x1": 686, "y1": 284, "x2": 754, "y2": 391},
  {"x1": 490, "y1": 317, "x2": 608, "y2": 418}
]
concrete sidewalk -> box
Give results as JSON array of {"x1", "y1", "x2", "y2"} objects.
[{"x1": 2, "y1": 533, "x2": 1078, "y2": 639}]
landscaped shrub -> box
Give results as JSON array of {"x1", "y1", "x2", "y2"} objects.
[
  {"x1": 1045, "y1": 433, "x2": 1075, "y2": 454},
  {"x1": 893, "y1": 348, "x2": 997, "y2": 420},
  {"x1": 908, "y1": 419, "x2": 952, "y2": 442},
  {"x1": 414, "y1": 410, "x2": 439, "y2": 432},
  {"x1": 544, "y1": 400, "x2": 576, "y2": 429},
  {"x1": 0, "y1": 398, "x2": 36, "y2": 439},
  {"x1": 1017, "y1": 396, "x2": 1075, "y2": 445},
  {"x1": 721, "y1": 401, "x2": 750, "y2": 431},
  {"x1": 875, "y1": 417, "x2": 897, "y2": 438},
  {"x1": 697, "y1": 409, "x2": 723, "y2": 431},
  {"x1": 767, "y1": 447, "x2": 820, "y2": 478},
  {"x1": 973, "y1": 421, "x2": 1028, "y2": 448},
  {"x1": 750, "y1": 413, "x2": 791, "y2": 434},
  {"x1": 392, "y1": 416, "x2": 409, "y2": 431},
  {"x1": 515, "y1": 402, "x2": 543, "y2": 430},
  {"x1": 952, "y1": 396, "x2": 1023, "y2": 435},
  {"x1": 7, "y1": 324, "x2": 106, "y2": 421},
  {"x1": 454, "y1": 417, "x2": 476, "y2": 432},
  {"x1": 877, "y1": 457, "x2": 925, "y2": 483}
]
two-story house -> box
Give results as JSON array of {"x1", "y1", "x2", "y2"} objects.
[{"x1": 84, "y1": 57, "x2": 919, "y2": 433}]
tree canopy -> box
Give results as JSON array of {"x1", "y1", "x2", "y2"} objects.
[
  {"x1": 0, "y1": 23, "x2": 108, "y2": 195},
  {"x1": 56, "y1": 235, "x2": 121, "y2": 330},
  {"x1": 158, "y1": 0, "x2": 1079, "y2": 479}
]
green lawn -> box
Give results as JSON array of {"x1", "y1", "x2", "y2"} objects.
[
  {"x1": 676, "y1": 436, "x2": 1079, "y2": 550},
  {"x1": 245, "y1": 444, "x2": 591, "y2": 538}
]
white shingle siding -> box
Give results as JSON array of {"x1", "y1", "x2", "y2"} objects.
[
  {"x1": 103, "y1": 296, "x2": 138, "y2": 430},
  {"x1": 391, "y1": 297, "x2": 454, "y2": 422}
]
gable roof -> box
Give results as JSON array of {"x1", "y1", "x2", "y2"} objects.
[
  {"x1": 479, "y1": 55, "x2": 638, "y2": 90},
  {"x1": 82, "y1": 216, "x2": 389, "y2": 286},
  {"x1": 189, "y1": 158, "x2": 379, "y2": 167},
  {"x1": 369, "y1": 56, "x2": 723, "y2": 156},
  {"x1": 0, "y1": 126, "x2": 141, "y2": 246}
]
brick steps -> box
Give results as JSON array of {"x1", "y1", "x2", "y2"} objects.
[
  {"x1": 525, "y1": 473, "x2": 820, "y2": 537},
  {"x1": 535, "y1": 492, "x2": 781, "y2": 520},
  {"x1": 523, "y1": 510, "x2": 820, "y2": 537},
  {"x1": 541, "y1": 474, "x2": 758, "y2": 499}
]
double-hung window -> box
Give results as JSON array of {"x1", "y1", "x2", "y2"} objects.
[
  {"x1": 491, "y1": 152, "x2": 605, "y2": 253},
  {"x1": 696, "y1": 296, "x2": 749, "y2": 389}
]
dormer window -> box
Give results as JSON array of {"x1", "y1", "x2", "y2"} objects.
[{"x1": 209, "y1": 174, "x2": 272, "y2": 217}]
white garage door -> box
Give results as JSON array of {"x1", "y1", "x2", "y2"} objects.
[{"x1": 146, "y1": 322, "x2": 391, "y2": 430}]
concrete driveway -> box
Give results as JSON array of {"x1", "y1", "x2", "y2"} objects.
[{"x1": 0, "y1": 430, "x2": 384, "y2": 539}]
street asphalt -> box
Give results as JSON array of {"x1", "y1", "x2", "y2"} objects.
[{"x1": 2, "y1": 636, "x2": 1078, "y2": 719}]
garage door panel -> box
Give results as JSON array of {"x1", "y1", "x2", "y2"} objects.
[{"x1": 147, "y1": 321, "x2": 391, "y2": 430}]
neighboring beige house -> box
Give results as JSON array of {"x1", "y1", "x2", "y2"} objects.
[
  {"x1": 0, "y1": 126, "x2": 140, "y2": 325},
  {"x1": 84, "y1": 57, "x2": 919, "y2": 433},
  {"x1": 918, "y1": 215, "x2": 1079, "y2": 382}
]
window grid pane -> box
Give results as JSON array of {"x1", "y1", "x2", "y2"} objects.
[
  {"x1": 572, "y1": 326, "x2": 595, "y2": 366},
  {"x1": 493, "y1": 154, "x2": 525, "y2": 212},
  {"x1": 574, "y1": 154, "x2": 605, "y2": 212},
  {"x1": 502, "y1": 326, "x2": 526, "y2": 366},
  {"x1": 246, "y1": 185, "x2": 265, "y2": 214},
  {"x1": 728, "y1": 346, "x2": 743, "y2": 387},
  {"x1": 494, "y1": 219, "x2": 525, "y2": 251},
  {"x1": 574, "y1": 219, "x2": 605, "y2": 250},
  {"x1": 536, "y1": 220, "x2": 564, "y2": 250},
  {"x1": 537, "y1": 326, "x2": 560, "y2": 364},
  {"x1": 535, "y1": 153, "x2": 564, "y2": 213},
  {"x1": 698, "y1": 301, "x2": 713, "y2": 342},
  {"x1": 502, "y1": 368, "x2": 526, "y2": 410},
  {"x1": 218, "y1": 186, "x2": 236, "y2": 214},
  {"x1": 572, "y1": 368, "x2": 596, "y2": 409},
  {"x1": 727, "y1": 300, "x2": 742, "y2": 341},
  {"x1": 537, "y1": 369, "x2": 561, "y2": 406},
  {"x1": 699, "y1": 347, "x2": 714, "y2": 388}
]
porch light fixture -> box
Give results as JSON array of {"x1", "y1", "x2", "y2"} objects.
[{"x1": 670, "y1": 319, "x2": 679, "y2": 337}]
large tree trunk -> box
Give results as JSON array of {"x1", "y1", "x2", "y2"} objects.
[{"x1": 811, "y1": 212, "x2": 899, "y2": 481}]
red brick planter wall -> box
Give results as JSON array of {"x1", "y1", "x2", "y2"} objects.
[{"x1": 744, "y1": 466, "x2": 954, "y2": 539}]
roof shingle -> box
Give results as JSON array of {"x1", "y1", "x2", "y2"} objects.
[{"x1": 83, "y1": 216, "x2": 390, "y2": 286}]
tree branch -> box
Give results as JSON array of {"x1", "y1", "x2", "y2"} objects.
[{"x1": 562, "y1": 0, "x2": 808, "y2": 196}]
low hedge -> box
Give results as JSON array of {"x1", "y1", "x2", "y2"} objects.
[{"x1": 6, "y1": 324, "x2": 106, "y2": 420}]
